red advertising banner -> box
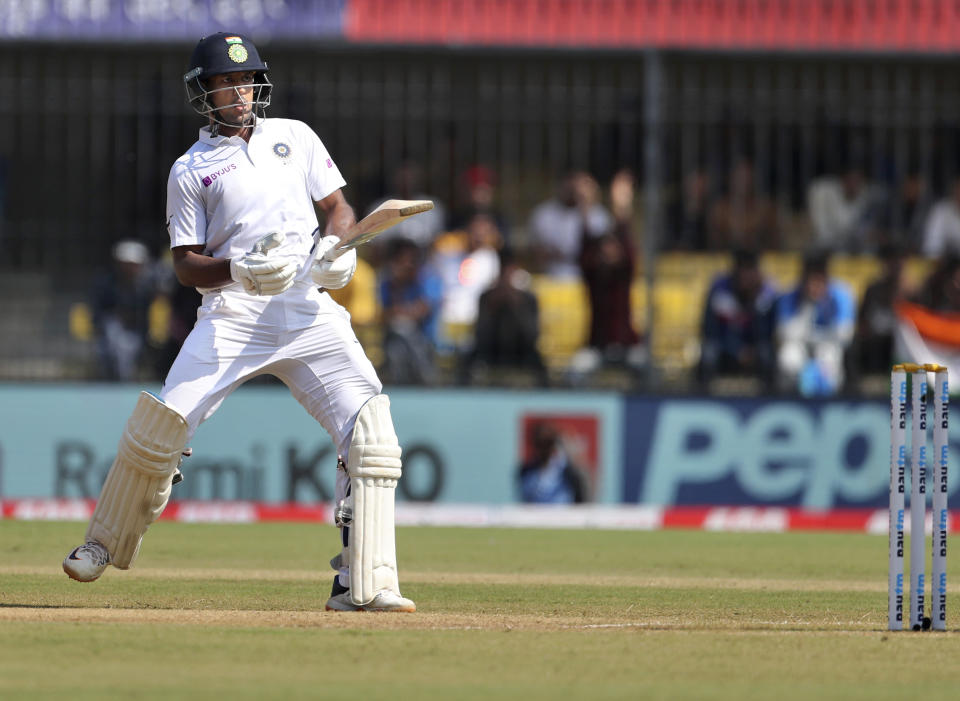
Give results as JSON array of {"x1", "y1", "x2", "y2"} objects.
[
  {"x1": 6, "y1": 498, "x2": 959, "y2": 535},
  {"x1": 347, "y1": 0, "x2": 960, "y2": 52}
]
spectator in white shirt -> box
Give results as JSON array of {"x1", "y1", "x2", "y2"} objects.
[
  {"x1": 922, "y1": 176, "x2": 960, "y2": 258},
  {"x1": 807, "y1": 165, "x2": 881, "y2": 253},
  {"x1": 527, "y1": 172, "x2": 612, "y2": 280}
]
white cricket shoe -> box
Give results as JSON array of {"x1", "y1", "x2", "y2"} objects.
[
  {"x1": 325, "y1": 579, "x2": 416, "y2": 613},
  {"x1": 63, "y1": 541, "x2": 110, "y2": 582}
]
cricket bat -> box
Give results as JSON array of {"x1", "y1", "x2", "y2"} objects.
[{"x1": 324, "y1": 199, "x2": 434, "y2": 259}]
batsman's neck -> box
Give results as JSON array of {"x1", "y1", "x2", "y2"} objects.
[{"x1": 210, "y1": 120, "x2": 253, "y2": 142}]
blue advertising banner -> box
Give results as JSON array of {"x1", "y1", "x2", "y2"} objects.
[
  {"x1": 9, "y1": 385, "x2": 953, "y2": 510},
  {"x1": 623, "y1": 397, "x2": 960, "y2": 509},
  {"x1": 0, "y1": 384, "x2": 622, "y2": 504},
  {"x1": 0, "y1": 0, "x2": 345, "y2": 41}
]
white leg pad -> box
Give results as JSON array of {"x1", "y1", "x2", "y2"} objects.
[
  {"x1": 85, "y1": 392, "x2": 188, "y2": 569},
  {"x1": 346, "y1": 394, "x2": 403, "y2": 606}
]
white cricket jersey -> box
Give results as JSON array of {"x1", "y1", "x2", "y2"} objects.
[{"x1": 165, "y1": 117, "x2": 346, "y2": 293}]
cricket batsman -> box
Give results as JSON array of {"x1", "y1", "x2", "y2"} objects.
[{"x1": 62, "y1": 32, "x2": 416, "y2": 613}]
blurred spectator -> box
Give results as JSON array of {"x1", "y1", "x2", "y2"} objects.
[
  {"x1": 697, "y1": 249, "x2": 778, "y2": 391},
  {"x1": 775, "y1": 250, "x2": 855, "y2": 396},
  {"x1": 0, "y1": 155, "x2": 7, "y2": 231},
  {"x1": 517, "y1": 422, "x2": 588, "y2": 504},
  {"x1": 570, "y1": 169, "x2": 646, "y2": 382},
  {"x1": 527, "y1": 171, "x2": 612, "y2": 279},
  {"x1": 92, "y1": 240, "x2": 157, "y2": 381},
  {"x1": 808, "y1": 164, "x2": 882, "y2": 253},
  {"x1": 915, "y1": 253, "x2": 960, "y2": 313},
  {"x1": 460, "y1": 247, "x2": 547, "y2": 386},
  {"x1": 448, "y1": 165, "x2": 512, "y2": 244},
  {"x1": 922, "y1": 176, "x2": 960, "y2": 258},
  {"x1": 878, "y1": 169, "x2": 931, "y2": 254},
  {"x1": 436, "y1": 213, "x2": 502, "y2": 332},
  {"x1": 368, "y1": 161, "x2": 447, "y2": 255},
  {"x1": 665, "y1": 165, "x2": 712, "y2": 250},
  {"x1": 846, "y1": 244, "x2": 912, "y2": 384},
  {"x1": 707, "y1": 158, "x2": 779, "y2": 251},
  {"x1": 847, "y1": 244, "x2": 911, "y2": 387},
  {"x1": 378, "y1": 237, "x2": 444, "y2": 385},
  {"x1": 155, "y1": 263, "x2": 202, "y2": 379}
]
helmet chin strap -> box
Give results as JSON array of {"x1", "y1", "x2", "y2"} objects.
[{"x1": 208, "y1": 109, "x2": 255, "y2": 136}]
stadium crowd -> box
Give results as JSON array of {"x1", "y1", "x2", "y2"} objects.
[{"x1": 86, "y1": 157, "x2": 960, "y2": 397}]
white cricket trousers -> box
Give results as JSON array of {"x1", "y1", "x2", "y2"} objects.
[{"x1": 160, "y1": 282, "x2": 381, "y2": 510}]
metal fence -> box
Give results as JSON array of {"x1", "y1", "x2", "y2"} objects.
[{"x1": 0, "y1": 42, "x2": 956, "y2": 381}]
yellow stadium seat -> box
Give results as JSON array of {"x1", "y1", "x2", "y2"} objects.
[
  {"x1": 650, "y1": 280, "x2": 704, "y2": 371},
  {"x1": 328, "y1": 258, "x2": 382, "y2": 364},
  {"x1": 904, "y1": 257, "x2": 933, "y2": 292},
  {"x1": 148, "y1": 296, "x2": 171, "y2": 346},
  {"x1": 328, "y1": 257, "x2": 379, "y2": 326},
  {"x1": 69, "y1": 303, "x2": 93, "y2": 342},
  {"x1": 760, "y1": 251, "x2": 800, "y2": 287},
  {"x1": 530, "y1": 276, "x2": 589, "y2": 368}
]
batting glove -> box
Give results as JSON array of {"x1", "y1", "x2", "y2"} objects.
[
  {"x1": 310, "y1": 236, "x2": 357, "y2": 290},
  {"x1": 230, "y1": 233, "x2": 299, "y2": 296}
]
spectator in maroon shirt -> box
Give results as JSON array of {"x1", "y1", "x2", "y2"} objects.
[{"x1": 572, "y1": 169, "x2": 646, "y2": 382}]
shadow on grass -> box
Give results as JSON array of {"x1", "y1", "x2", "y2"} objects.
[{"x1": 0, "y1": 603, "x2": 72, "y2": 609}]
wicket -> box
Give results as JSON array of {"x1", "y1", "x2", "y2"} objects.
[{"x1": 888, "y1": 362, "x2": 949, "y2": 631}]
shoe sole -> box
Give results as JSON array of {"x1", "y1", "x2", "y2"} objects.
[{"x1": 62, "y1": 562, "x2": 102, "y2": 583}]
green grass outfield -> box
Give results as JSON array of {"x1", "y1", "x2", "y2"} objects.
[{"x1": 1, "y1": 521, "x2": 958, "y2": 700}]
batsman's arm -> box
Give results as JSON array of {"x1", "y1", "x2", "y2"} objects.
[
  {"x1": 172, "y1": 245, "x2": 233, "y2": 288},
  {"x1": 316, "y1": 189, "x2": 355, "y2": 240}
]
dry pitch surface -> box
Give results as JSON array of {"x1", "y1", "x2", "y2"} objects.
[{"x1": 1, "y1": 521, "x2": 959, "y2": 700}]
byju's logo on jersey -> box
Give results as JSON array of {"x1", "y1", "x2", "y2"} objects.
[
  {"x1": 273, "y1": 142, "x2": 292, "y2": 160},
  {"x1": 201, "y1": 163, "x2": 238, "y2": 187}
]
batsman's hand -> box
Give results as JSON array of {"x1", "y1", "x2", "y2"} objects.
[
  {"x1": 310, "y1": 235, "x2": 357, "y2": 290},
  {"x1": 229, "y1": 232, "x2": 298, "y2": 296}
]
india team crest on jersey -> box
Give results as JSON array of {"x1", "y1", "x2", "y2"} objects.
[
  {"x1": 228, "y1": 44, "x2": 248, "y2": 63},
  {"x1": 273, "y1": 142, "x2": 292, "y2": 160}
]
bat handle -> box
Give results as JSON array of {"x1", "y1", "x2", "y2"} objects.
[
  {"x1": 252, "y1": 231, "x2": 285, "y2": 255},
  {"x1": 322, "y1": 244, "x2": 348, "y2": 262},
  {"x1": 307, "y1": 228, "x2": 349, "y2": 265}
]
